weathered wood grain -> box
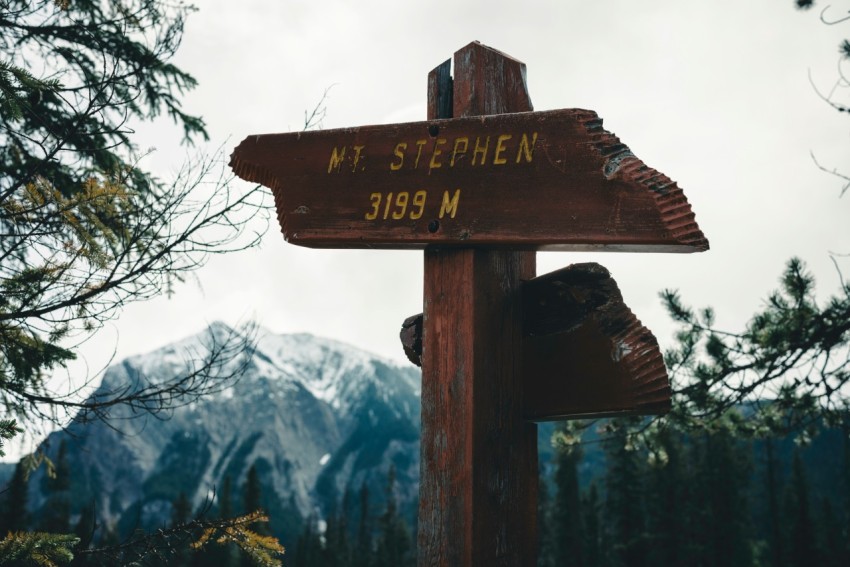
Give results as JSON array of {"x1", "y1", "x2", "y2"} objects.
[
  {"x1": 401, "y1": 262, "x2": 671, "y2": 421},
  {"x1": 418, "y1": 41, "x2": 538, "y2": 567},
  {"x1": 522, "y1": 263, "x2": 671, "y2": 420},
  {"x1": 229, "y1": 56, "x2": 708, "y2": 253}
]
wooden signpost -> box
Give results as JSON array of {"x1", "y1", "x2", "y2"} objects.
[{"x1": 231, "y1": 41, "x2": 708, "y2": 566}]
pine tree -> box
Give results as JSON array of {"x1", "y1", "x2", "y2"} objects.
[
  {"x1": 818, "y1": 497, "x2": 843, "y2": 567},
  {"x1": 644, "y1": 427, "x2": 693, "y2": 567},
  {"x1": 40, "y1": 441, "x2": 71, "y2": 534},
  {"x1": 173, "y1": 492, "x2": 192, "y2": 526},
  {"x1": 842, "y1": 419, "x2": 850, "y2": 566},
  {"x1": 294, "y1": 514, "x2": 323, "y2": 567},
  {"x1": 603, "y1": 426, "x2": 647, "y2": 567},
  {"x1": 169, "y1": 492, "x2": 193, "y2": 567},
  {"x1": 240, "y1": 464, "x2": 269, "y2": 567},
  {"x1": 537, "y1": 472, "x2": 556, "y2": 567},
  {"x1": 374, "y1": 466, "x2": 412, "y2": 567},
  {"x1": 580, "y1": 484, "x2": 603, "y2": 567},
  {"x1": 764, "y1": 437, "x2": 784, "y2": 567},
  {"x1": 0, "y1": 0, "x2": 267, "y2": 458},
  {"x1": 208, "y1": 475, "x2": 238, "y2": 567},
  {"x1": 324, "y1": 506, "x2": 351, "y2": 567},
  {"x1": 552, "y1": 441, "x2": 585, "y2": 567},
  {"x1": 71, "y1": 502, "x2": 96, "y2": 566},
  {"x1": 355, "y1": 481, "x2": 372, "y2": 567},
  {"x1": 244, "y1": 465, "x2": 263, "y2": 517},
  {"x1": 785, "y1": 451, "x2": 817, "y2": 567},
  {"x1": 0, "y1": 532, "x2": 78, "y2": 566},
  {"x1": 340, "y1": 488, "x2": 355, "y2": 565},
  {"x1": 694, "y1": 423, "x2": 754, "y2": 567},
  {"x1": 0, "y1": 458, "x2": 30, "y2": 534}
]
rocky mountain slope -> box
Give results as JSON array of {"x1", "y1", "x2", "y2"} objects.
[{"x1": 27, "y1": 323, "x2": 422, "y2": 542}]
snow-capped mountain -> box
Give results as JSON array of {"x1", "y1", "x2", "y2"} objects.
[{"x1": 27, "y1": 323, "x2": 422, "y2": 541}]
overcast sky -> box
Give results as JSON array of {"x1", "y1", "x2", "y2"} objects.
[{"x1": 16, "y1": 0, "x2": 847, "y2": 461}]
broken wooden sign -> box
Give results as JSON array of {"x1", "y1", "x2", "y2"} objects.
[
  {"x1": 230, "y1": 109, "x2": 708, "y2": 252},
  {"x1": 400, "y1": 262, "x2": 671, "y2": 421}
]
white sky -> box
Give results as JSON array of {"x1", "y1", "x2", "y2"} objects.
[
  {"x1": 118, "y1": 0, "x2": 850, "y2": 363},
  {"x1": 9, "y1": 0, "x2": 849, "y2": 461}
]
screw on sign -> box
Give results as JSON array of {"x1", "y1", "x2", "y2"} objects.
[{"x1": 230, "y1": 41, "x2": 708, "y2": 566}]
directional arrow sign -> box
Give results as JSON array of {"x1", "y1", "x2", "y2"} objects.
[
  {"x1": 521, "y1": 263, "x2": 671, "y2": 420},
  {"x1": 399, "y1": 262, "x2": 671, "y2": 421},
  {"x1": 230, "y1": 109, "x2": 708, "y2": 251}
]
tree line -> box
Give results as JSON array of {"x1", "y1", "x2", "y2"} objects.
[{"x1": 537, "y1": 416, "x2": 850, "y2": 567}]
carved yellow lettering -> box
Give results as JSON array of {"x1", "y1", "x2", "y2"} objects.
[
  {"x1": 450, "y1": 137, "x2": 469, "y2": 167},
  {"x1": 410, "y1": 190, "x2": 426, "y2": 219},
  {"x1": 392, "y1": 192, "x2": 409, "y2": 219},
  {"x1": 493, "y1": 134, "x2": 512, "y2": 165},
  {"x1": 352, "y1": 145, "x2": 365, "y2": 171},
  {"x1": 516, "y1": 132, "x2": 538, "y2": 163},
  {"x1": 472, "y1": 137, "x2": 490, "y2": 166},
  {"x1": 439, "y1": 189, "x2": 461, "y2": 219},
  {"x1": 429, "y1": 138, "x2": 447, "y2": 171},
  {"x1": 414, "y1": 139, "x2": 428, "y2": 169},
  {"x1": 383, "y1": 192, "x2": 394, "y2": 220},
  {"x1": 365, "y1": 193, "x2": 381, "y2": 220},
  {"x1": 328, "y1": 146, "x2": 346, "y2": 173},
  {"x1": 390, "y1": 142, "x2": 407, "y2": 171}
]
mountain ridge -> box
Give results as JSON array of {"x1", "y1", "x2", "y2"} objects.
[{"x1": 25, "y1": 322, "x2": 422, "y2": 542}]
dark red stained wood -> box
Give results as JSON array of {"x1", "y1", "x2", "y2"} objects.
[
  {"x1": 399, "y1": 262, "x2": 671, "y2": 421},
  {"x1": 522, "y1": 263, "x2": 670, "y2": 420},
  {"x1": 418, "y1": 41, "x2": 538, "y2": 567},
  {"x1": 229, "y1": 90, "x2": 708, "y2": 253}
]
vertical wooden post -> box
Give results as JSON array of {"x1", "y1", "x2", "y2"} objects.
[{"x1": 418, "y1": 42, "x2": 538, "y2": 566}]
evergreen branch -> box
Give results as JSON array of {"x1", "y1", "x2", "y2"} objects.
[
  {"x1": 0, "y1": 531, "x2": 78, "y2": 566},
  {"x1": 79, "y1": 511, "x2": 284, "y2": 567}
]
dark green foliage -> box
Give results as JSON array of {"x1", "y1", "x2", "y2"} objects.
[
  {"x1": 239, "y1": 464, "x2": 268, "y2": 567},
  {"x1": 205, "y1": 475, "x2": 239, "y2": 567},
  {"x1": 662, "y1": 258, "x2": 850, "y2": 434},
  {"x1": 39, "y1": 441, "x2": 71, "y2": 534},
  {"x1": 762, "y1": 438, "x2": 784, "y2": 567},
  {"x1": 0, "y1": 531, "x2": 78, "y2": 566},
  {"x1": 0, "y1": 421, "x2": 22, "y2": 458},
  {"x1": 374, "y1": 466, "x2": 413, "y2": 567},
  {"x1": 552, "y1": 436, "x2": 584, "y2": 567},
  {"x1": 537, "y1": 472, "x2": 555, "y2": 567},
  {"x1": 818, "y1": 498, "x2": 844, "y2": 567},
  {"x1": 172, "y1": 492, "x2": 192, "y2": 527},
  {"x1": 0, "y1": 0, "x2": 207, "y2": 200},
  {"x1": 644, "y1": 428, "x2": 694, "y2": 567},
  {"x1": 294, "y1": 516, "x2": 323, "y2": 567},
  {"x1": 244, "y1": 465, "x2": 263, "y2": 519},
  {"x1": 291, "y1": 467, "x2": 415, "y2": 567},
  {"x1": 695, "y1": 424, "x2": 754, "y2": 567},
  {"x1": 0, "y1": 459, "x2": 30, "y2": 534},
  {"x1": 71, "y1": 502, "x2": 96, "y2": 566},
  {"x1": 603, "y1": 427, "x2": 647, "y2": 567},
  {"x1": 355, "y1": 481, "x2": 371, "y2": 567},
  {"x1": 0, "y1": 0, "x2": 268, "y2": 450},
  {"x1": 580, "y1": 484, "x2": 603, "y2": 567},
  {"x1": 785, "y1": 452, "x2": 816, "y2": 567},
  {"x1": 324, "y1": 508, "x2": 352, "y2": 567},
  {"x1": 541, "y1": 417, "x2": 850, "y2": 567}
]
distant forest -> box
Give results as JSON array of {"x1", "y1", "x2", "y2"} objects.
[
  {"x1": 537, "y1": 420, "x2": 848, "y2": 567},
  {"x1": 291, "y1": 418, "x2": 849, "y2": 567},
  {"x1": 0, "y1": 417, "x2": 846, "y2": 566}
]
